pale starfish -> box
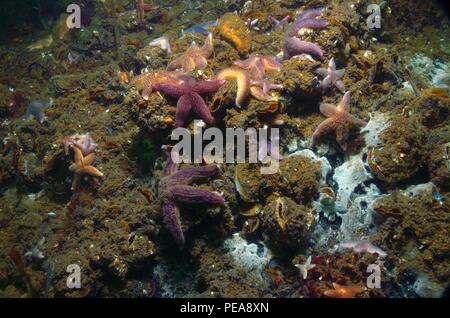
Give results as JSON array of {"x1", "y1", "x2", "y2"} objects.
[
  {"x1": 315, "y1": 58, "x2": 345, "y2": 93},
  {"x1": 167, "y1": 33, "x2": 213, "y2": 73},
  {"x1": 130, "y1": 71, "x2": 183, "y2": 100},
  {"x1": 69, "y1": 146, "x2": 104, "y2": 190},
  {"x1": 216, "y1": 68, "x2": 251, "y2": 108},
  {"x1": 312, "y1": 91, "x2": 367, "y2": 151},
  {"x1": 323, "y1": 282, "x2": 366, "y2": 298},
  {"x1": 149, "y1": 36, "x2": 172, "y2": 55},
  {"x1": 340, "y1": 240, "x2": 387, "y2": 257},
  {"x1": 294, "y1": 255, "x2": 316, "y2": 279},
  {"x1": 250, "y1": 79, "x2": 283, "y2": 102}
]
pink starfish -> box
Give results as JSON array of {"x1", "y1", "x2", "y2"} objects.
[
  {"x1": 315, "y1": 58, "x2": 345, "y2": 93},
  {"x1": 312, "y1": 91, "x2": 367, "y2": 151},
  {"x1": 153, "y1": 75, "x2": 225, "y2": 127},
  {"x1": 234, "y1": 53, "x2": 282, "y2": 80}
]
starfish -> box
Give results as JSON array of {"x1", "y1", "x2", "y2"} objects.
[
  {"x1": 24, "y1": 237, "x2": 45, "y2": 260},
  {"x1": 63, "y1": 133, "x2": 97, "y2": 156},
  {"x1": 340, "y1": 240, "x2": 387, "y2": 257},
  {"x1": 23, "y1": 98, "x2": 54, "y2": 124},
  {"x1": 130, "y1": 71, "x2": 183, "y2": 100},
  {"x1": 234, "y1": 54, "x2": 282, "y2": 80},
  {"x1": 312, "y1": 91, "x2": 367, "y2": 151},
  {"x1": 294, "y1": 255, "x2": 316, "y2": 279},
  {"x1": 69, "y1": 145, "x2": 104, "y2": 190},
  {"x1": 215, "y1": 68, "x2": 251, "y2": 108},
  {"x1": 167, "y1": 33, "x2": 213, "y2": 73},
  {"x1": 270, "y1": 15, "x2": 291, "y2": 31},
  {"x1": 284, "y1": 7, "x2": 328, "y2": 60},
  {"x1": 152, "y1": 75, "x2": 225, "y2": 127},
  {"x1": 250, "y1": 79, "x2": 283, "y2": 102},
  {"x1": 159, "y1": 147, "x2": 225, "y2": 248},
  {"x1": 323, "y1": 282, "x2": 366, "y2": 298},
  {"x1": 315, "y1": 58, "x2": 345, "y2": 93},
  {"x1": 137, "y1": 0, "x2": 159, "y2": 24}
]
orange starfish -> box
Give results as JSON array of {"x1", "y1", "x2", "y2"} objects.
[
  {"x1": 323, "y1": 282, "x2": 366, "y2": 298},
  {"x1": 167, "y1": 33, "x2": 213, "y2": 73},
  {"x1": 137, "y1": 0, "x2": 159, "y2": 24},
  {"x1": 69, "y1": 146, "x2": 103, "y2": 190},
  {"x1": 312, "y1": 91, "x2": 367, "y2": 151}
]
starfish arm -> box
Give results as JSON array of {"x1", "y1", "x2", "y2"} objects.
[
  {"x1": 193, "y1": 54, "x2": 208, "y2": 70},
  {"x1": 194, "y1": 79, "x2": 226, "y2": 94},
  {"x1": 82, "y1": 153, "x2": 95, "y2": 166},
  {"x1": 168, "y1": 164, "x2": 220, "y2": 185},
  {"x1": 285, "y1": 37, "x2": 323, "y2": 60},
  {"x1": 234, "y1": 56, "x2": 255, "y2": 69},
  {"x1": 142, "y1": 76, "x2": 154, "y2": 100},
  {"x1": 319, "y1": 103, "x2": 340, "y2": 117},
  {"x1": 72, "y1": 146, "x2": 83, "y2": 164},
  {"x1": 153, "y1": 82, "x2": 185, "y2": 98},
  {"x1": 190, "y1": 92, "x2": 215, "y2": 125},
  {"x1": 335, "y1": 68, "x2": 345, "y2": 78},
  {"x1": 315, "y1": 68, "x2": 328, "y2": 77},
  {"x1": 162, "y1": 200, "x2": 185, "y2": 248},
  {"x1": 312, "y1": 117, "x2": 337, "y2": 144},
  {"x1": 175, "y1": 94, "x2": 193, "y2": 127},
  {"x1": 80, "y1": 165, "x2": 104, "y2": 178},
  {"x1": 320, "y1": 77, "x2": 332, "y2": 91},
  {"x1": 182, "y1": 55, "x2": 196, "y2": 73},
  {"x1": 335, "y1": 79, "x2": 346, "y2": 93},
  {"x1": 199, "y1": 33, "x2": 213, "y2": 58},
  {"x1": 338, "y1": 91, "x2": 351, "y2": 112},
  {"x1": 348, "y1": 115, "x2": 367, "y2": 128},
  {"x1": 167, "y1": 185, "x2": 225, "y2": 205},
  {"x1": 166, "y1": 55, "x2": 184, "y2": 71},
  {"x1": 71, "y1": 173, "x2": 82, "y2": 190},
  {"x1": 216, "y1": 68, "x2": 250, "y2": 108},
  {"x1": 335, "y1": 125, "x2": 350, "y2": 151},
  {"x1": 162, "y1": 145, "x2": 179, "y2": 176},
  {"x1": 261, "y1": 56, "x2": 282, "y2": 72},
  {"x1": 297, "y1": 7, "x2": 325, "y2": 22},
  {"x1": 250, "y1": 86, "x2": 275, "y2": 101},
  {"x1": 69, "y1": 163, "x2": 80, "y2": 172}
]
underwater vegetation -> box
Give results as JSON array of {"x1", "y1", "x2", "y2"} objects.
[{"x1": 0, "y1": 0, "x2": 449, "y2": 299}]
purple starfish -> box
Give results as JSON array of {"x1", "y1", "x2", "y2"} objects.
[
  {"x1": 283, "y1": 7, "x2": 328, "y2": 60},
  {"x1": 315, "y1": 58, "x2": 345, "y2": 93},
  {"x1": 159, "y1": 146, "x2": 225, "y2": 248},
  {"x1": 152, "y1": 75, "x2": 225, "y2": 127},
  {"x1": 270, "y1": 15, "x2": 290, "y2": 31}
]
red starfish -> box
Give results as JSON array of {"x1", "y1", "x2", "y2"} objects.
[
  {"x1": 137, "y1": 0, "x2": 159, "y2": 24},
  {"x1": 153, "y1": 75, "x2": 225, "y2": 127}
]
